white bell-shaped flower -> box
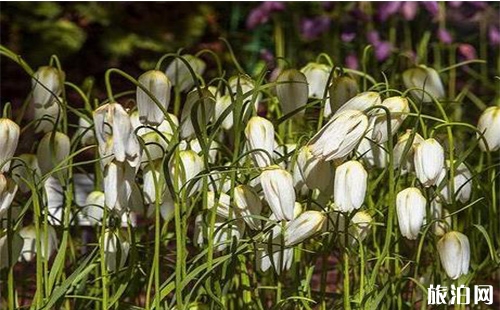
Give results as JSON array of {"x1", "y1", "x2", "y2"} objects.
[
  {"x1": 393, "y1": 130, "x2": 424, "y2": 173},
  {"x1": 335, "y1": 91, "x2": 381, "y2": 116},
  {"x1": 165, "y1": 55, "x2": 206, "y2": 92},
  {"x1": 245, "y1": 116, "x2": 275, "y2": 168},
  {"x1": 396, "y1": 187, "x2": 426, "y2": 240},
  {"x1": 276, "y1": 68, "x2": 308, "y2": 115},
  {"x1": 19, "y1": 224, "x2": 58, "y2": 262},
  {"x1": 136, "y1": 70, "x2": 172, "y2": 126},
  {"x1": 33, "y1": 97, "x2": 61, "y2": 133},
  {"x1": 371, "y1": 96, "x2": 410, "y2": 143},
  {"x1": 260, "y1": 166, "x2": 296, "y2": 221},
  {"x1": 308, "y1": 110, "x2": 368, "y2": 161},
  {"x1": 333, "y1": 160, "x2": 368, "y2": 212},
  {"x1": 437, "y1": 161, "x2": 473, "y2": 203},
  {"x1": 179, "y1": 88, "x2": 215, "y2": 139},
  {"x1": 437, "y1": 231, "x2": 470, "y2": 279},
  {"x1": 0, "y1": 118, "x2": 20, "y2": 173},
  {"x1": 234, "y1": 185, "x2": 262, "y2": 230},
  {"x1": 103, "y1": 230, "x2": 130, "y2": 272},
  {"x1": 36, "y1": 131, "x2": 71, "y2": 177},
  {"x1": 293, "y1": 145, "x2": 333, "y2": 192},
  {"x1": 11, "y1": 154, "x2": 41, "y2": 193},
  {"x1": 169, "y1": 150, "x2": 204, "y2": 195},
  {"x1": 477, "y1": 106, "x2": 500, "y2": 152},
  {"x1": 329, "y1": 76, "x2": 359, "y2": 115},
  {"x1": 214, "y1": 94, "x2": 234, "y2": 130},
  {"x1": 0, "y1": 173, "x2": 18, "y2": 217},
  {"x1": 284, "y1": 210, "x2": 325, "y2": 246},
  {"x1": 31, "y1": 66, "x2": 63, "y2": 108},
  {"x1": 300, "y1": 62, "x2": 331, "y2": 99},
  {"x1": 403, "y1": 65, "x2": 445, "y2": 102},
  {"x1": 414, "y1": 138, "x2": 444, "y2": 187}
]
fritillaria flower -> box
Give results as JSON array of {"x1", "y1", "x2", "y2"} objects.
[
  {"x1": 179, "y1": 88, "x2": 215, "y2": 139},
  {"x1": 293, "y1": 146, "x2": 333, "y2": 192},
  {"x1": 437, "y1": 161, "x2": 473, "y2": 203},
  {"x1": 333, "y1": 160, "x2": 368, "y2": 212},
  {"x1": 165, "y1": 55, "x2": 206, "y2": 92},
  {"x1": 36, "y1": 131, "x2": 71, "y2": 177},
  {"x1": 403, "y1": 65, "x2": 445, "y2": 103},
  {"x1": 276, "y1": 69, "x2": 308, "y2": 115},
  {"x1": 334, "y1": 91, "x2": 381, "y2": 116},
  {"x1": 477, "y1": 106, "x2": 500, "y2": 151},
  {"x1": 371, "y1": 96, "x2": 410, "y2": 143},
  {"x1": 300, "y1": 62, "x2": 332, "y2": 99},
  {"x1": 393, "y1": 130, "x2": 424, "y2": 173},
  {"x1": 245, "y1": 116, "x2": 275, "y2": 168},
  {"x1": 234, "y1": 185, "x2": 262, "y2": 230},
  {"x1": 103, "y1": 230, "x2": 130, "y2": 272},
  {"x1": 260, "y1": 166, "x2": 296, "y2": 221},
  {"x1": 169, "y1": 150, "x2": 204, "y2": 195},
  {"x1": 136, "y1": 70, "x2": 172, "y2": 126},
  {"x1": 328, "y1": 76, "x2": 359, "y2": 115},
  {"x1": 11, "y1": 154, "x2": 41, "y2": 193},
  {"x1": 414, "y1": 138, "x2": 445, "y2": 187},
  {"x1": 0, "y1": 118, "x2": 20, "y2": 173},
  {"x1": 396, "y1": 187, "x2": 426, "y2": 240},
  {"x1": 0, "y1": 173, "x2": 18, "y2": 217},
  {"x1": 284, "y1": 211, "x2": 325, "y2": 246},
  {"x1": 19, "y1": 225, "x2": 58, "y2": 262},
  {"x1": 437, "y1": 231, "x2": 470, "y2": 279},
  {"x1": 31, "y1": 66, "x2": 63, "y2": 108}
]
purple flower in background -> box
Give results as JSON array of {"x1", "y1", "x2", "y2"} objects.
[
  {"x1": 300, "y1": 16, "x2": 331, "y2": 40},
  {"x1": 345, "y1": 54, "x2": 359, "y2": 70},
  {"x1": 341, "y1": 31, "x2": 356, "y2": 43},
  {"x1": 246, "y1": 2, "x2": 286, "y2": 29},
  {"x1": 489, "y1": 26, "x2": 500, "y2": 45},
  {"x1": 421, "y1": 2, "x2": 439, "y2": 17},
  {"x1": 458, "y1": 44, "x2": 477, "y2": 60},
  {"x1": 367, "y1": 30, "x2": 393, "y2": 61},
  {"x1": 378, "y1": 2, "x2": 401, "y2": 21},
  {"x1": 401, "y1": 2, "x2": 418, "y2": 20},
  {"x1": 437, "y1": 28, "x2": 453, "y2": 44}
]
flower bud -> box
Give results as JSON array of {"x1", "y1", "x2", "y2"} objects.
[
  {"x1": 260, "y1": 166, "x2": 296, "y2": 221},
  {"x1": 0, "y1": 174, "x2": 18, "y2": 217},
  {"x1": 437, "y1": 231, "x2": 470, "y2": 279},
  {"x1": 396, "y1": 187, "x2": 426, "y2": 240},
  {"x1": 234, "y1": 185, "x2": 262, "y2": 230},
  {"x1": 143, "y1": 161, "x2": 166, "y2": 205},
  {"x1": 19, "y1": 224, "x2": 58, "y2": 262},
  {"x1": 300, "y1": 62, "x2": 331, "y2": 98},
  {"x1": 79, "y1": 191, "x2": 105, "y2": 226},
  {"x1": 393, "y1": 130, "x2": 424, "y2": 173},
  {"x1": 477, "y1": 106, "x2": 500, "y2": 151},
  {"x1": 214, "y1": 95, "x2": 234, "y2": 130},
  {"x1": 308, "y1": 110, "x2": 368, "y2": 161},
  {"x1": 36, "y1": 131, "x2": 71, "y2": 177},
  {"x1": 430, "y1": 199, "x2": 451, "y2": 237},
  {"x1": 103, "y1": 230, "x2": 130, "y2": 272},
  {"x1": 11, "y1": 154, "x2": 41, "y2": 193},
  {"x1": 403, "y1": 65, "x2": 445, "y2": 102},
  {"x1": 0, "y1": 118, "x2": 20, "y2": 172},
  {"x1": 335, "y1": 91, "x2": 381, "y2": 116},
  {"x1": 245, "y1": 116, "x2": 275, "y2": 168},
  {"x1": 294, "y1": 146, "x2": 333, "y2": 192},
  {"x1": 329, "y1": 76, "x2": 359, "y2": 115},
  {"x1": 284, "y1": 211, "x2": 325, "y2": 246},
  {"x1": 414, "y1": 138, "x2": 444, "y2": 187},
  {"x1": 276, "y1": 69, "x2": 308, "y2": 115},
  {"x1": 165, "y1": 55, "x2": 206, "y2": 92},
  {"x1": 371, "y1": 96, "x2": 410, "y2": 143},
  {"x1": 170, "y1": 150, "x2": 204, "y2": 195},
  {"x1": 103, "y1": 161, "x2": 135, "y2": 211},
  {"x1": 43, "y1": 176, "x2": 64, "y2": 225},
  {"x1": 334, "y1": 160, "x2": 367, "y2": 212},
  {"x1": 136, "y1": 70, "x2": 172, "y2": 126},
  {"x1": 32, "y1": 66, "x2": 63, "y2": 108},
  {"x1": 437, "y1": 161, "x2": 472, "y2": 203},
  {"x1": 207, "y1": 191, "x2": 232, "y2": 218},
  {"x1": 179, "y1": 88, "x2": 215, "y2": 139}
]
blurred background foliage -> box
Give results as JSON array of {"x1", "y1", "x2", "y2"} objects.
[{"x1": 1, "y1": 2, "x2": 499, "y2": 107}]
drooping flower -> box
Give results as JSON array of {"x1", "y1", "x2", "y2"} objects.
[
  {"x1": 31, "y1": 66, "x2": 63, "y2": 108},
  {"x1": 371, "y1": 96, "x2": 410, "y2": 143},
  {"x1": 245, "y1": 116, "x2": 275, "y2": 168},
  {"x1": 276, "y1": 69, "x2": 308, "y2": 115},
  {"x1": 328, "y1": 76, "x2": 359, "y2": 115},
  {"x1": 396, "y1": 187, "x2": 426, "y2": 240},
  {"x1": 234, "y1": 185, "x2": 263, "y2": 230},
  {"x1": 284, "y1": 211, "x2": 325, "y2": 246},
  {"x1": 437, "y1": 231, "x2": 470, "y2": 279},
  {"x1": 403, "y1": 65, "x2": 445, "y2": 103},
  {"x1": 308, "y1": 110, "x2": 368, "y2": 161},
  {"x1": 335, "y1": 91, "x2": 381, "y2": 116},
  {"x1": 0, "y1": 174, "x2": 18, "y2": 217},
  {"x1": 169, "y1": 150, "x2": 204, "y2": 195},
  {"x1": 260, "y1": 166, "x2": 296, "y2": 221},
  {"x1": 333, "y1": 160, "x2": 368, "y2": 212},
  {"x1": 179, "y1": 88, "x2": 215, "y2": 139},
  {"x1": 103, "y1": 230, "x2": 130, "y2": 272},
  {"x1": 165, "y1": 55, "x2": 206, "y2": 92},
  {"x1": 136, "y1": 70, "x2": 172, "y2": 126},
  {"x1": 414, "y1": 138, "x2": 445, "y2": 187},
  {"x1": 19, "y1": 225, "x2": 58, "y2": 262},
  {"x1": 393, "y1": 130, "x2": 425, "y2": 173},
  {"x1": 293, "y1": 146, "x2": 333, "y2": 192},
  {"x1": 437, "y1": 161, "x2": 473, "y2": 203},
  {"x1": 0, "y1": 118, "x2": 20, "y2": 173},
  {"x1": 36, "y1": 131, "x2": 71, "y2": 177},
  {"x1": 300, "y1": 62, "x2": 332, "y2": 99},
  {"x1": 477, "y1": 106, "x2": 500, "y2": 151}
]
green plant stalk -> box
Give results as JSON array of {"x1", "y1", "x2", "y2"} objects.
[
  {"x1": 172, "y1": 151, "x2": 185, "y2": 309},
  {"x1": 100, "y1": 207, "x2": 109, "y2": 309}
]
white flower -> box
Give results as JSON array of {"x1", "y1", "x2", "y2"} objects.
[
  {"x1": 214, "y1": 95, "x2": 234, "y2": 130},
  {"x1": 229, "y1": 74, "x2": 262, "y2": 113},
  {"x1": 335, "y1": 91, "x2": 381, "y2": 116},
  {"x1": 276, "y1": 69, "x2": 308, "y2": 115},
  {"x1": 333, "y1": 160, "x2": 367, "y2": 212},
  {"x1": 130, "y1": 110, "x2": 179, "y2": 137},
  {"x1": 0, "y1": 118, "x2": 20, "y2": 173},
  {"x1": 194, "y1": 213, "x2": 245, "y2": 252},
  {"x1": 332, "y1": 211, "x2": 373, "y2": 245},
  {"x1": 77, "y1": 116, "x2": 95, "y2": 146},
  {"x1": 136, "y1": 70, "x2": 172, "y2": 126},
  {"x1": 234, "y1": 185, "x2": 262, "y2": 230},
  {"x1": 140, "y1": 131, "x2": 170, "y2": 164},
  {"x1": 36, "y1": 131, "x2": 71, "y2": 177},
  {"x1": 355, "y1": 137, "x2": 387, "y2": 168},
  {"x1": 414, "y1": 138, "x2": 445, "y2": 187},
  {"x1": 19, "y1": 225, "x2": 58, "y2": 262},
  {"x1": 189, "y1": 138, "x2": 219, "y2": 164},
  {"x1": 300, "y1": 62, "x2": 331, "y2": 99},
  {"x1": 31, "y1": 66, "x2": 63, "y2": 108},
  {"x1": 284, "y1": 211, "x2": 325, "y2": 246},
  {"x1": 43, "y1": 176, "x2": 64, "y2": 225},
  {"x1": 308, "y1": 110, "x2": 368, "y2": 161},
  {"x1": 259, "y1": 224, "x2": 293, "y2": 274},
  {"x1": 103, "y1": 230, "x2": 130, "y2": 272},
  {"x1": 437, "y1": 161, "x2": 473, "y2": 203},
  {"x1": 0, "y1": 174, "x2": 18, "y2": 217},
  {"x1": 403, "y1": 65, "x2": 445, "y2": 102},
  {"x1": 328, "y1": 76, "x2": 359, "y2": 115},
  {"x1": 79, "y1": 191, "x2": 105, "y2": 226},
  {"x1": 165, "y1": 54, "x2": 206, "y2": 92},
  {"x1": 142, "y1": 161, "x2": 165, "y2": 205},
  {"x1": 33, "y1": 97, "x2": 61, "y2": 133},
  {"x1": 207, "y1": 191, "x2": 232, "y2": 218},
  {"x1": 103, "y1": 161, "x2": 135, "y2": 212},
  {"x1": 437, "y1": 231, "x2": 470, "y2": 279},
  {"x1": 260, "y1": 166, "x2": 296, "y2": 221},
  {"x1": 245, "y1": 116, "x2": 275, "y2": 168},
  {"x1": 371, "y1": 96, "x2": 410, "y2": 143},
  {"x1": 293, "y1": 146, "x2": 333, "y2": 192},
  {"x1": 477, "y1": 106, "x2": 500, "y2": 152},
  {"x1": 93, "y1": 103, "x2": 141, "y2": 167},
  {"x1": 396, "y1": 187, "x2": 426, "y2": 240},
  {"x1": 169, "y1": 150, "x2": 204, "y2": 195},
  {"x1": 393, "y1": 130, "x2": 424, "y2": 173},
  {"x1": 430, "y1": 199, "x2": 451, "y2": 237},
  {"x1": 179, "y1": 88, "x2": 215, "y2": 139}
]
